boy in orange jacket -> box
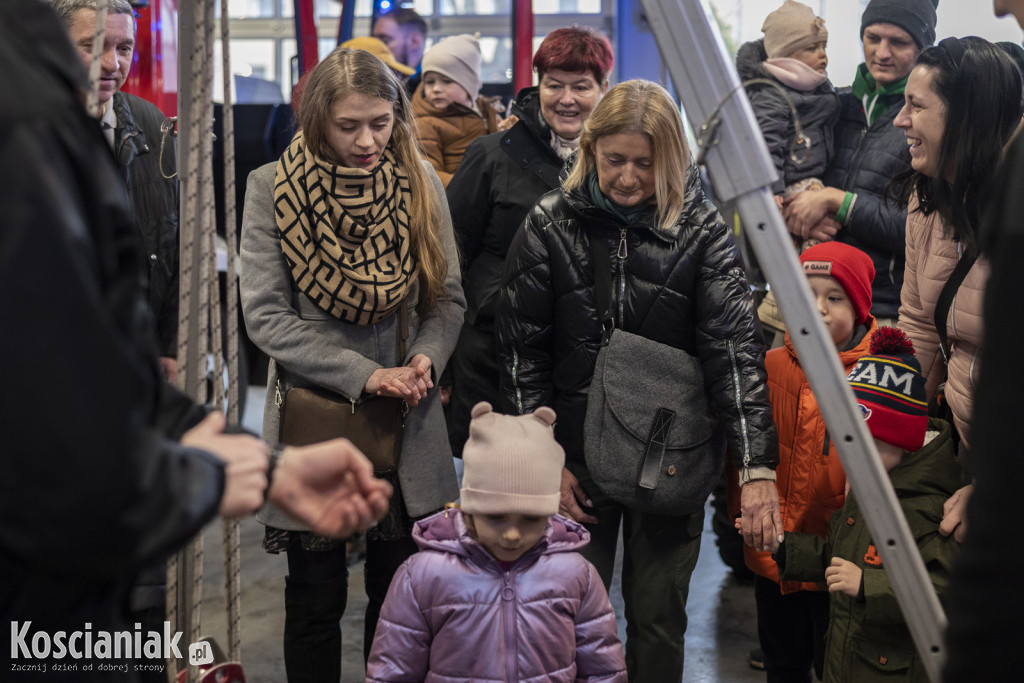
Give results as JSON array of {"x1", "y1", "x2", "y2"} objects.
[{"x1": 731, "y1": 241, "x2": 877, "y2": 681}]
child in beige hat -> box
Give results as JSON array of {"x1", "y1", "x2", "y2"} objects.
[
  {"x1": 738, "y1": 0, "x2": 839, "y2": 206},
  {"x1": 366, "y1": 402, "x2": 626, "y2": 682},
  {"x1": 738, "y1": 0, "x2": 842, "y2": 347},
  {"x1": 412, "y1": 34, "x2": 504, "y2": 186}
]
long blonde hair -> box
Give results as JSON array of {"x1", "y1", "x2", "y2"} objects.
[
  {"x1": 564, "y1": 80, "x2": 690, "y2": 233},
  {"x1": 299, "y1": 47, "x2": 448, "y2": 313}
]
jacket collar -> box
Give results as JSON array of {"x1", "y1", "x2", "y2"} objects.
[
  {"x1": 784, "y1": 317, "x2": 878, "y2": 364},
  {"x1": 412, "y1": 86, "x2": 478, "y2": 118},
  {"x1": 851, "y1": 63, "x2": 908, "y2": 126},
  {"x1": 510, "y1": 85, "x2": 550, "y2": 143},
  {"x1": 561, "y1": 162, "x2": 708, "y2": 243},
  {"x1": 888, "y1": 418, "x2": 967, "y2": 497},
  {"x1": 412, "y1": 508, "x2": 590, "y2": 572}
]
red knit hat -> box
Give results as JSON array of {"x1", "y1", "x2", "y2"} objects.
[
  {"x1": 847, "y1": 327, "x2": 928, "y2": 453},
  {"x1": 800, "y1": 242, "x2": 875, "y2": 325}
]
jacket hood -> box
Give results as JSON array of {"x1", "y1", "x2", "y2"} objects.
[
  {"x1": 510, "y1": 85, "x2": 553, "y2": 145},
  {"x1": 412, "y1": 86, "x2": 477, "y2": 119},
  {"x1": 783, "y1": 317, "x2": 877, "y2": 365},
  {"x1": 561, "y1": 162, "x2": 706, "y2": 242},
  {"x1": 736, "y1": 39, "x2": 771, "y2": 82},
  {"x1": 412, "y1": 508, "x2": 590, "y2": 568},
  {"x1": 889, "y1": 418, "x2": 967, "y2": 498}
]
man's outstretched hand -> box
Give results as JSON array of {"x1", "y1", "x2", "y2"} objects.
[{"x1": 269, "y1": 439, "x2": 393, "y2": 538}]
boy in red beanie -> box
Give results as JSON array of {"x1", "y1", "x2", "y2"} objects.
[
  {"x1": 730, "y1": 240, "x2": 877, "y2": 680},
  {"x1": 772, "y1": 327, "x2": 965, "y2": 682}
]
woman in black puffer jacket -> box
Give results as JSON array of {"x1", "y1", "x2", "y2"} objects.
[{"x1": 496, "y1": 80, "x2": 780, "y2": 682}]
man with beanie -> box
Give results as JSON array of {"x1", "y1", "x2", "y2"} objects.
[
  {"x1": 784, "y1": 0, "x2": 939, "y2": 330},
  {"x1": 366, "y1": 402, "x2": 627, "y2": 682},
  {"x1": 728, "y1": 241, "x2": 877, "y2": 681},
  {"x1": 412, "y1": 34, "x2": 503, "y2": 187},
  {"x1": 773, "y1": 327, "x2": 965, "y2": 682}
]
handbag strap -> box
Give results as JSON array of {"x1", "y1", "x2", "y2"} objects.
[
  {"x1": 589, "y1": 232, "x2": 676, "y2": 491},
  {"x1": 588, "y1": 232, "x2": 615, "y2": 343},
  {"x1": 933, "y1": 248, "x2": 977, "y2": 363}
]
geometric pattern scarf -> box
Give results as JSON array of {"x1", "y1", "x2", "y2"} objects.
[{"x1": 275, "y1": 132, "x2": 415, "y2": 325}]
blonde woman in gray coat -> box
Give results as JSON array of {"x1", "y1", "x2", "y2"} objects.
[{"x1": 239, "y1": 47, "x2": 465, "y2": 683}]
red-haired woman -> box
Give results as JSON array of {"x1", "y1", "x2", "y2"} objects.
[{"x1": 444, "y1": 26, "x2": 614, "y2": 458}]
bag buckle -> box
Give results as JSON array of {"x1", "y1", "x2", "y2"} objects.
[
  {"x1": 600, "y1": 318, "x2": 615, "y2": 346},
  {"x1": 638, "y1": 408, "x2": 676, "y2": 490}
]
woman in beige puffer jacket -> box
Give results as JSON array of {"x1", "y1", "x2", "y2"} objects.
[
  {"x1": 893, "y1": 37, "x2": 1022, "y2": 542},
  {"x1": 898, "y1": 198, "x2": 987, "y2": 452}
]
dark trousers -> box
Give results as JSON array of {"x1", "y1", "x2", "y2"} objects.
[
  {"x1": 754, "y1": 575, "x2": 829, "y2": 683},
  {"x1": 448, "y1": 321, "x2": 499, "y2": 458},
  {"x1": 283, "y1": 536, "x2": 417, "y2": 682},
  {"x1": 568, "y1": 459, "x2": 704, "y2": 683}
]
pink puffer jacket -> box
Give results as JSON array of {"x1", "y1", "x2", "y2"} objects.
[
  {"x1": 898, "y1": 195, "x2": 989, "y2": 452},
  {"x1": 365, "y1": 510, "x2": 626, "y2": 683}
]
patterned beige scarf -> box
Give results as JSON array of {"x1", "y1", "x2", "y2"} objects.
[{"x1": 275, "y1": 132, "x2": 415, "y2": 325}]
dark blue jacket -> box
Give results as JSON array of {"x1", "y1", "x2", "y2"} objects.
[{"x1": 825, "y1": 88, "x2": 912, "y2": 320}]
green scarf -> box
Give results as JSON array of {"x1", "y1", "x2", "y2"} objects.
[
  {"x1": 851, "y1": 62, "x2": 909, "y2": 126},
  {"x1": 586, "y1": 171, "x2": 652, "y2": 225}
]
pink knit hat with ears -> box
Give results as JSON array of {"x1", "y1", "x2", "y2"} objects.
[{"x1": 460, "y1": 402, "x2": 564, "y2": 516}]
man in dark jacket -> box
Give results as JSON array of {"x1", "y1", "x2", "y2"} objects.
[
  {"x1": 783, "y1": 0, "x2": 938, "y2": 325},
  {"x1": 52, "y1": 1, "x2": 183, "y2": 655},
  {"x1": 54, "y1": 0, "x2": 181, "y2": 382},
  {"x1": 942, "y1": 3, "x2": 1024, "y2": 679},
  {"x1": 0, "y1": 2, "x2": 390, "y2": 679}
]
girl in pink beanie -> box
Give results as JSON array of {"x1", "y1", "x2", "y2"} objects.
[{"x1": 366, "y1": 402, "x2": 626, "y2": 682}]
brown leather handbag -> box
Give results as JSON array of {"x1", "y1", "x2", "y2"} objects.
[{"x1": 278, "y1": 301, "x2": 408, "y2": 475}]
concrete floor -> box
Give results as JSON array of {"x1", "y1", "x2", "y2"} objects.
[{"x1": 191, "y1": 387, "x2": 765, "y2": 682}]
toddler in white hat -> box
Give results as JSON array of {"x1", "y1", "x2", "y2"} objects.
[{"x1": 412, "y1": 34, "x2": 504, "y2": 186}]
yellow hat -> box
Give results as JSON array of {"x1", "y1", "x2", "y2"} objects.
[{"x1": 341, "y1": 36, "x2": 416, "y2": 77}]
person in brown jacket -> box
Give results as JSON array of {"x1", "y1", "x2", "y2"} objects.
[{"x1": 412, "y1": 34, "x2": 502, "y2": 187}]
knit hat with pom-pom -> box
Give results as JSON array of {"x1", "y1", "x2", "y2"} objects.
[
  {"x1": 846, "y1": 327, "x2": 928, "y2": 452},
  {"x1": 460, "y1": 402, "x2": 565, "y2": 516}
]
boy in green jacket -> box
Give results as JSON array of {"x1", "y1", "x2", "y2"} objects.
[{"x1": 771, "y1": 327, "x2": 965, "y2": 681}]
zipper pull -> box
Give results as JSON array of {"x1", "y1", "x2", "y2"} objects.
[
  {"x1": 350, "y1": 398, "x2": 357, "y2": 415},
  {"x1": 274, "y1": 380, "x2": 283, "y2": 408},
  {"x1": 617, "y1": 228, "x2": 628, "y2": 259}
]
